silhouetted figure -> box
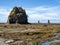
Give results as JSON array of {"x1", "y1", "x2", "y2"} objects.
[
  {"x1": 38, "y1": 20, "x2": 40, "y2": 24},
  {"x1": 48, "y1": 20, "x2": 50, "y2": 24}
]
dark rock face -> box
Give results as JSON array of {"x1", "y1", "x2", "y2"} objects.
[{"x1": 7, "y1": 7, "x2": 28, "y2": 24}]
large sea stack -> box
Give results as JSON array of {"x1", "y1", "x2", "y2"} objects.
[{"x1": 7, "y1": 7, "x2": 28, "y2": 24}]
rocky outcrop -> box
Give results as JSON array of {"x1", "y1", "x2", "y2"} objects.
[{"x1": 7, "y1": 7, "x2": 28, "y2": 24}]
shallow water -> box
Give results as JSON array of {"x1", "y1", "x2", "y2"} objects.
[
  {"x1": 42, "y1": 33, "x2": 60, "y2": 45},
  {"x1": 42, "y1": 40, "x2": 60, "y2": 45},
  {"x1": 42, "y1": 41, "x2": 51, "y2": 45}
]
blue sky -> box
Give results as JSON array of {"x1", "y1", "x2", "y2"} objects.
[{"x1": 0, "y1": 0, "x2": 60, "y2": 23}]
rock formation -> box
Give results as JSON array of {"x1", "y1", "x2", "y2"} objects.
[{"x1": 7, "y1": 6, "x2": 28, "y2": 24}]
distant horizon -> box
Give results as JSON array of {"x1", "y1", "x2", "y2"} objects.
[
  {"x1": 1, "y1": 20, "x2": 60, "y2": 23},
  {"x1": 0, "y1": 0, "x2": 60, "y2": 23}
]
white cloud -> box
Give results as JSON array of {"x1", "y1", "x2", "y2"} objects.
[
  {"x1": 26, "y1": 6, "x2": 60, "y2": 23},
  {"x1": 0, "y1": 6, "x2": 60, "y2": 23},
  {"x1": 0, "y1": 8, "x2": 11, "y2": 22},
  {"x1": 0, "y1": 8, "x2": 11, "y2": 16}
]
